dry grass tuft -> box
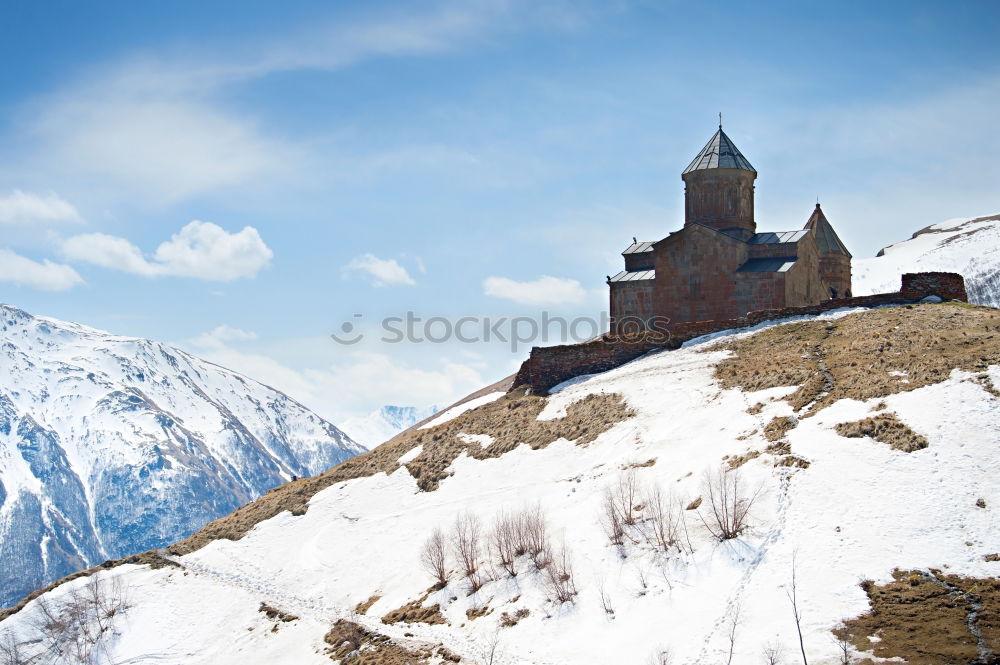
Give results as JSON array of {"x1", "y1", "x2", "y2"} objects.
[
  {"x1": 258, "y1": 601, "x2": 298, "y2": 622},
  {"x1": 381, "y1": 593, "x2": 447, "y2": 626},
  {"x1": 499, "y1": 607, "x2": 530, "y2": 627},
  {"x1": 764, "y1": 416, "x2": 796, "y2": 441},
  {"x1": 835, "y1": 413, "x2": 929, "y2": 453},
  {"x1": 836, "y1": 569, "x2": 1000, "y2": 665},
  {"x1": 323, "y1": 619, "x2": 448, "y2": 664},
  {"x1": 354, "y1": 594, "x2": 381, "y2": 615},
  {"x1": 713, "y1": 304, "x2": 1000, "y2": 416},
  {"x1": 465, "y1": 605, "x2": 493, "y2": 620},
  {"x1": 171, "y1": 389, "x2": 632, "y2": 556}
]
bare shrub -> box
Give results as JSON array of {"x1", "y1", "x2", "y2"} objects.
[
  {"x1": 516, "y1": 506, "x2": 550, "y2": 569},
  {"x1": 697, "y1": 466, "x2": 761, "y2": 541},
  {"x1": 421, "y1": 527, "x2": 449, "y2": 588},
  {"x1": 642, "y1": 484, "x2": 682, "y2": 553},
  {"x1": 541, "y1": 541, "x2": 578, "y2": 604},
  {"x1": 0, "y1": 630, "x2": 37, "y2": 665},
  {"x1": 617, "y1": 470, "x2": 641, "y2": 526},
  {"x1": 600, "y1": 487, "x2": 625, "y2": 547},
  {"x1": 596, "y1": 575, "x2": 614, "y2": 616},
  {"x1": 725, "y1": 603, "x2": 742, "y2": 665},
  {"x1": 490, "y1": 512, "x2": 519, "y2": 578},
  {"x1": 762, "y1": 640, "x2": 783, "y2": 665},
  {"x1": 29, "y1": 575, "x2": 129, "y2": 664},
  {"x1": 834, "y1": 634, "x2": 854, "y2": 665},
  {"x1": 787, "y1": 552, "x2": 808, "y2": 665},
  {"x1": 648, "y1": 647, "x2": 672, "y2": 665},
  {"x1": 453, "y1": 513, "x2": 484, "y2": 592}
]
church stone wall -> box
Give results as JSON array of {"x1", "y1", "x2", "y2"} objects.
[
  {"x1": 682, "y1": 169, "x2": 756, "y2": 240},
  {"x1": 610, "y1": 281, "x2": 657, "y2": 329},
  {"x1": 513, "y1": 272, "x2": 970, "y2": 394},
  {"x1": 652, "y1": 225, "x2": 749, "y2": 324}
]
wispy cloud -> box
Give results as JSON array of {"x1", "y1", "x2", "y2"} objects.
[
  {"x1": 13, "y1": 2, "x2": 539, "y2": 206},
  {"x1": 0, "y1": 190, "x2": 81, "y2": 225},
  {"x1": 61, "y1": 221, "x2": 273, "y2": 281},
  {"x1": 187, "y1": 324, "x2": 258, "y2": 349},
  {"x1": 483, "y1": 274, "x2": 587, "y2": 305},
  {"x1": 343, "y1": 253, "x2": 417, "y2": 287},
  {"x1": 0, "y1": 248, "x2": 83, "y2": 291}
]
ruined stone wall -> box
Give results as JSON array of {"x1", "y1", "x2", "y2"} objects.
[
  {"x1": 901, "y1": 272, "x2": 967, "y2": 301},
  {"x1": 512, "y1": 272, "x2": 969, "y2": 394}
]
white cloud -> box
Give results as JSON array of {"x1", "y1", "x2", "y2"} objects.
[
  {"x1": 343, "y1": 253, "x2": 416, "y2": 287},
  {"x1": 0, "y1": 248, "x2": 83, "y2": 291},
  {"x1": 15, "y1": 3, "x2": 532, "y2": 205},
  {"x1": 0, "y1": 190, "x2": 81, "y2": 224},
  {"x1": 187, "y1": 324, "x2": 258, "y2": 350},
  {"x1": 61, "y1": 220, "x2": 273, "y2": 281},
  {"x1": 483, "y1": 274, "x2": 587, "y2": 306}
]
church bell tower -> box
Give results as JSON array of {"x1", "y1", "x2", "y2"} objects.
[{"x1": 681, "y1": 125, "x2": 757, "y2": 240}]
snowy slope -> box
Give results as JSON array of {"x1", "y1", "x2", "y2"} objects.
[
  {"x1": 0, "y1": 304, "x2": 365, "y2": 608},
  {"x1": 1, "y1": 306, "x2": 997, "y2": 664},
  {"x1": 854, "y1": 212, "x2": 1000, "y2": 306},
  {"x1": 338, "y1": 405, "x2": 438, "y2": 448}
]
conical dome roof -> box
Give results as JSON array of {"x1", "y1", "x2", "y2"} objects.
[{"x1": 683, "y1": 128, "x2": 755, "y2": 174}]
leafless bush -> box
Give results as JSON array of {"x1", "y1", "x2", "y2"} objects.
[
  {"x1": 0, "y1": 629, "x2": 38, "y2": 665},
  {"x1": 834, "y1": 635, "x2": 854, "y2": 665},
  {"x1": 787, "y1": 552, "x2": 808, "y2": 665},
  {"x1": 642, "y1": 484, "x2": 682, "y2": 553},
  {"x1": 596, "y1": 575, "x2": 614, "y2": 616},
  {"x1": 600, "y1": 487, "x2": 625, "y2": 547},
  {"x1": 541, "y1": 541, "x2": 578, "y2": 604},
  {"x1": 515, "y1": 506, "x2": 550, "y2": 569},
  {"x1": 616, "y1": 470, "x2": 640, "y2": 526},
  {"x1": 762, "y1": 640, "x2": 783, "y2": 665},
  {"x1": 697, "y1": 466, "x2": 761, "y2": 541},
  {"x1": 725, "y1": 603, "x2": 742, "y2": 665},
  {"x1": 453, "y1": 513, "x2": 484, "y2": 593},
  {"x1": 648, "y1": 647, "x2": 672, "y2": 665},
  {"x1": 490, "y1": 512, "x2": 519, "y2": 578},
  {"x1": 29, "y1": 575, "x2": 129, "y2": 664},
  {"x1": 421, "y1": 527, "x2": 449, "y2": 588}
]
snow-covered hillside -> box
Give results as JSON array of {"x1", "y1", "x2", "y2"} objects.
[
  {"x1": 854, "y1": 213, "x2": 1000, "y2": 306},
  {"x1": 1, "y1": 304, "x2": 997, "y2": 664},
  {"x1": 338, "y1": 405, "x2": 438, "y2": 448},
  {"x1": 0, "y1": 304, "x2": 365, "y2": 608}
]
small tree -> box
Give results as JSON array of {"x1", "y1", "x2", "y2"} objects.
[
  {"x1": 600, "y1": 487, "x2": 625, "y2": 547},
  {"x1": 787, "y1": 552, "x2": 808, "y2": 665},
  {"x1": 490, "y1": 512, "x2": 519, "y2": 578},
  {"x1": 515, "y1": 506, "x2": 550, "y2": 569},
  {"x1": 643, "y1": 484, "x2": 681, "y2": 553},
  {"x1": 421, "y1": 527, "x2": 449, "y2": 588},
  {"x1": 541, "y1": 541, "x2": 578, "y2": 604},
  {"x1": 453, "y1": 513, "x2": 484, "y2": 593},
  {"x1": 762, "y1": 640, "x2": 783, "y2": 665},
  {"x1": 698, "y1": 466, "x2": 761, "y2": 541}
]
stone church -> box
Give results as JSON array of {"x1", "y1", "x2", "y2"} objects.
[{"x1": 608, "y1": 126, "x2": 851, "y2": 329}]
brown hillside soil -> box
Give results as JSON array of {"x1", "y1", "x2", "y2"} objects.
[
  {"x1": 324, "y1": 619, "x2": 458, "y2": 664},
  {"x1": 836, "y1": 569, "x2": 1000, "y2": 665},
  {"x1": 835, "y1": 413, "x2": 930, "y2": 452},
  {"x1": 354, "y1": 594, "x2": 381, "y2": 615},
  {"x1": 171, "y1": 389, "x2": 632, "y2": 555},
  {"x1": 714, "y1": 303, "x2": 1000, "y2": 416}
]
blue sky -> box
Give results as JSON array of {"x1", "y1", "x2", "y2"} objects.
[{"x1": 1, "y1": 0, "x2": 999, "y2": 422}]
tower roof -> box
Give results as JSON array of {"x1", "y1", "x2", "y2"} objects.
[
  {"x1": 804, "y1": 203, "x2": 851, "y2": 257},
  {"x1": 683, "y1": 127, "x2": 756, "y2": 174}
]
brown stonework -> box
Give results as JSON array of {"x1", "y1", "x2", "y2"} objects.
[{"x1": 516, "y1": 272, "x2": 968, "y2": 394}]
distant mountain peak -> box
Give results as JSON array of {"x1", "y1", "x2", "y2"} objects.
[
  {"x1": 0, "y1": 304, "x2": 365, "y2": 607},
  {"x1": 338, "y1": 404, "x2": 438, "y2": 448}
]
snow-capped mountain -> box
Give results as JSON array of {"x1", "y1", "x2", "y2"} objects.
[
  {"x1": 338, "y1": 405, "x2": 438, "y2": 448},
  {"x1": 0, "y1": 304, "x2": 365, "y2": 608},
  {"x1": 2, "y1": 303, "x2": 996, "y2": 664},
  {"x1": 854, "y1": 212, "x2": 1000, "y2": 306}
]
